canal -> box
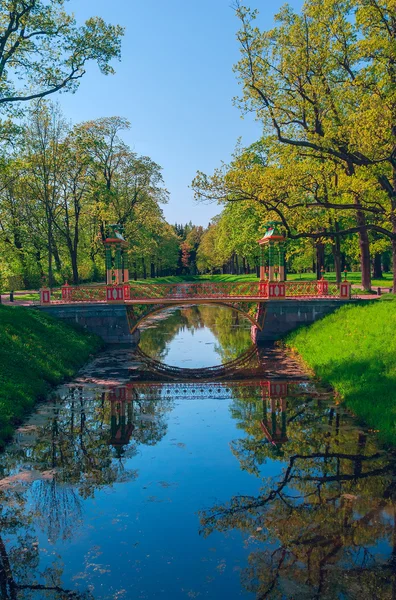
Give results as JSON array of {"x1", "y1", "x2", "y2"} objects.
[{"x1": 0, "y1": 305, "x2": 394, "y2": 599}]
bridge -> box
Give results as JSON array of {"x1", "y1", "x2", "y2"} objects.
[
  {"x1": 36, "y1": 223, "x2": 357, "y2": 343},
  {"x1": 38, "y1": 280, "x2": 356, "y2": 344}
]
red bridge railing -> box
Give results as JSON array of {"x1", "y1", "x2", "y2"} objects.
[
  {"x1": 41, "y1": 280, "x2": 352, "y2": 305},
  {"x1": 128, "y1": 281, "x2": 264, "y2": 300}
]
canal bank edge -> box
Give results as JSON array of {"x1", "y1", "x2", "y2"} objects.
[
  {"x1": 283, "y1": 296, "x2": 396, "y2": 445},
  {"x1": 0, "y1": 305, "x2": 104, "y2": 448},
  {"x1": 38, "y1": 304, "x2": 140, "y2": 345}
]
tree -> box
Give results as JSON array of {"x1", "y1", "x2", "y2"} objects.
[
  {"x1": 53, "y1": 130, "x2": 93, "y2": 284},
  {"x1": 0, "y1": 1, "x2": 123, "y2": 113},
  {"x1": 231, "y1": 0, "x2": 396, "y2": 292},
  {"x1": 22, "y1": 101, "x2": 68, "y2": 286}
]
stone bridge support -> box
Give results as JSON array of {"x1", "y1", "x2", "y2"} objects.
[
  {"x1": 252, "y1": 299, "x2": 356, "y2": 344},
  {"x1": 37, "y1": 305, "x2": 140, "y2": 345},
  {"x1": 37, "y1": 299, "x2": 358, "y2": 346}
]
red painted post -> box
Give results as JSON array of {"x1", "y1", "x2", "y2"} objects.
[
  {"x1": 268, "y1": 282, "x2": 286, "y2": 299},
  {"x1": 40, "y1": 288, "x2": 51, "y2": 305},
  {"x1": 317, "y1": 279, "x2": 329, "y2": 296},
  {"x1": 340, "y1": 281, "x2": 351, "y2": 299},
  {"x1": 123, "y1": 284, "x2": 131, "y2": 300},
  {"x1": 61, "y1": 281, "x2": 72, "y2": 302},
  {"x1": 259, "y1": 281, "x2": 268, "y2": 297},
  {"x1": 106, "y1": 285, "x2": 125, "y2": 303}
]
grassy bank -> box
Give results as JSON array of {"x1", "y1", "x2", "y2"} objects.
[
  {"x1": 284, "y1": 296, "x2": 396, "y2": 445},
  {"x1": 0, "y1": 306, "x2": 103, "y2": 447},
  {"x1": 131, "y1": 272, "x2": 394, "y2": 287}
]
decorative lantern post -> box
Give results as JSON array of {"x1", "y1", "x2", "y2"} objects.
[
  {"x1": 317, "y1": 266, "x2": 329, "y2": 296},
  {"x1": 260, "y1": 381, "x2": 288, "y2": 449},
  {"x1": 104, "y1": 225, "x2": 129, "y2": 303},
  {"x1": 340, "y1": 267, "x2": 351, "y2": 299},
  {"x1": 258, "y1": 222, "x2": 286, "y2": 299},
  {"x1": 40, "y1": 276, "x2": 51, "y2": 305},
  {"x1": 107, "y1": 386, "x2": 135, "y2": 458}
]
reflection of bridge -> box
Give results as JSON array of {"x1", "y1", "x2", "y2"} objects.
[
  {"x1": 134, "y1": 345, "x2": 262, "y2": 381},
  {"x1": 106, "y1": 380, "x2": 314, "y2": 455}
]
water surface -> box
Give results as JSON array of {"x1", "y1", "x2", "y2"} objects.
[{"x1": 0, "y1": 305, "x2": 394, "y2": 599}]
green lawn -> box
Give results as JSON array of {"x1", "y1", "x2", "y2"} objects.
[
  {"x1": 129, "y1": 272, "x2": 394, "y2": 287},
  {"x1": 3, "y1": 272, "x2": 393, "y2": 294},
  {"x1": 284, "y1": 295, "x2": 396, "y2": 445},
  {"x1": 0, "y1": 306, "x2": 103, "y2": 447}
]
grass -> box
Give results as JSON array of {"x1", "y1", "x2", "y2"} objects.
[
  {"x1": 3, "y1": 272, "x2": 393, "y2": 294},
  {"x1": 129, "y1": 272, "x2": 394, "y2": 288},
  {"x1": 0, "y1": 305, "x2": 103, "y2": 447},
  {"x1": 284, "y1": 295, "x2": 396, "y2": 445}
]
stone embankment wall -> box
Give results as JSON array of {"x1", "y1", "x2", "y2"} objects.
[
  {"x1": 38, "y1": 304, "x2": 139, "y2": 345},
  {"x1": 38, "y1": 299, "x2": 357, "y2": 346},
  {"x1": 252, "y1": 299, "x2": 356, "y2": 343}
]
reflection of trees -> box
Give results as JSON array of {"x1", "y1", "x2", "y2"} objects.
[
  {"x1": 139, "y1": 306, "x2": 202, "y2": 361},
  {"x1": 108, "y1": 385, "x2": 174, "y2": 457},
  {"x1": 198, "y1": 304, "x2": 252, "y2": 363},
  {"x1": 139, "y1": 305, "x2": 253, "y2": 363},
  {"x1": 0, "y1": 487, "x2": 93, "y2": 599},
  {"x1": 0, "y1": 384, "x2": 174, "y2": 598},
  {"x1": 201, "y1": 387, "x2": 396, "y2": 599},
  {"x1": 29, "y1": 389, "x2": 137, "y2": 503}
]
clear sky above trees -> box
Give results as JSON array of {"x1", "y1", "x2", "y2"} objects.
[{"x1": 59, "y1": 0, "x2": 303, "y2": 226}]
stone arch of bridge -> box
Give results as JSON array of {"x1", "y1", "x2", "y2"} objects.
[{"x1": 125, "y1": 301, "x2": 266, "y2": 335}]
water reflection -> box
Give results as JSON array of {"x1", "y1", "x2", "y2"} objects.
[
  {"x1": 0, "y1": 306, "x2": 394, "y2": 599},
  {"x1": 139, "y1": 304, "x2": 253, "y2": 366},
  {"x1": 201, "y1": 387, "x2": 396, "y2": 600}
]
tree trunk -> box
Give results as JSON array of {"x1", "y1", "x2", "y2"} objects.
[
  {"x1": 142, "y1": 258, "x2": 147, "y2": 279},
  {"x1": 383, "y1": 252, "x2": 391, "y2": 273},
  {"x1": 150, "y1": 262, "x2": 155, "y2": 278},
  {"x1": 51, "y1": 236, "x2": 62, "y2": 274},
  {"x1": 356, "y1": 209, "x2": 371, "y2": 291},
  {"x1": 71, "y1": 249, "x2": 79, "y2": 285},
  {"x1": 47, "y1": 219, "x2": 53, "y2": 287},
  {"x1": 316, "y1": 242, "x2": 325, "y2": 280},
  {"x1": 372, "y1": 253, "x2": 383, "y2": 279},
  {"x1": 329, "y1": 221, "x2": 342, "y2": 285}
]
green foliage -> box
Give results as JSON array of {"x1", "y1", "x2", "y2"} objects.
[
  {"x1": 193, "y1": 0, "x2": 396, "y2": 291},
  {"x1": 285, "y1": 298, "x2": 396, "y2": 444},
  {"x1": 0, "y1": 103, "x2": 177, "y2": 285},
  {"x1": 0, "y1": 1, "x2": 124, "y2": 113},
  {"x1": 0, "y1": 305, "x2": 103, "y2": 446},
  {"x1": 131, "y1": 272, "x2": 394, "y2": 287}
]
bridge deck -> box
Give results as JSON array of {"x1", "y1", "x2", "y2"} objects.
[{"x1": 47, "y1": 296, "x2": 352, "y2": 306}]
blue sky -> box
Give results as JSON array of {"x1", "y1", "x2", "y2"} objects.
[{"x1": 61, "y1": 0, "x2": 303, "y2": 226}]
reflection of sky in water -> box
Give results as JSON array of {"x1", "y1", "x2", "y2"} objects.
[
  {"x1": 2, "y1": 393, "x2": 281, "y2": 600},
  {"x1": 160, "y1": 326, "x2": 220, "y2": 368},
  {"x1": 0, "y1": 310, "x2": 394, "y2": 600},
  {"x1": 139, "y1": 305, "x2": 252, "y2": 367}
]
